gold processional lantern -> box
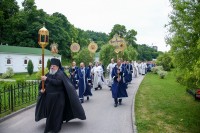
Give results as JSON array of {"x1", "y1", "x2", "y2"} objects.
[
  {"x1": 88, "y1": 41, "x2": 98, "y2": 53},
  {"x1": 38, "y1": 24, "x2": 49, "y2": 91}
]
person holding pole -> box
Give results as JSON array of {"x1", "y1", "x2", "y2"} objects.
[
  {"x1": 35, "y1": 58, "x2": 86, "y2": 133},
  {"x1": 111, "y1": 59, "x2": 128, "y2": 107}
]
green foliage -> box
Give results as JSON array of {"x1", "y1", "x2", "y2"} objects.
[
  {"x1": 109, "y1": 24, "x2": 127, "y2": 39},
  {"x1": 16, "y1": 78, "x2": 26, "y2": 84},
  {"x1": 99, "y1": 44, "x2": 115, "y2": 67},
  {"x1": 47, "y1": 59, "x2": 51, "y2": 70},
  {"x1": 156, "y1": 52, "x2": 173, "y2": 71},
  {"x1": 27, "y1": 60, "x2": 34, "y2": 75},
  {"x1": 157, "y1": 70, "x2": 167, "y2": 79},
  {"x1": 73, "y1": 47, "x2": 93, "y2": 66},
  {"x1": 151, "y1": 66, "x2": 163, "y2": 74},
  {"x1": 137, "y1": 44, "x2": 160, "y2": 61},
  {"x1": 2, "y1": 67, "x2": 14, "y2": 79},
  {"x1": 167, "y1": 0, "x2": 200, "y2": 89},
  {"x1": 123, "y1": 45, "x2": 138, "y2": 61},
  {"x1": 125, "y1": 29, "x2": 138, "y2": 48},
  {"x1": 35, "y1": 68, "x2": 49, "y2": 80}
]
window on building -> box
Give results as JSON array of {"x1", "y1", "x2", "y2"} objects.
[
  {"x1": 7, "y1": 59, "x2": 11, "y2": 64},
  {"x1": 39, "y1": 59, "x2": 42, "y2": 65},
  {"x1": 24, "y1": 59, "x2": 28, "y2": 65}
]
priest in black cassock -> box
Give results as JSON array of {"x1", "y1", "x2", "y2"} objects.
[
  {"x1": 35, "y1": 58, "x2": 86, "y2": 133},
  {"x1": 76, "y1": 62, "x2": 92, "y2": 103},
  {"x1": 111, "y1": 59, "x2": 128, "y2": 107}
]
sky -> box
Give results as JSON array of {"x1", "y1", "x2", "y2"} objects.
[{"x1": 16, "y1": 0, "x2": 172, "y2": 52}]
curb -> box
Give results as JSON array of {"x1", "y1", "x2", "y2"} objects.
[
  {"x1": 0, "y1": 104, "x2": 36, "y2": 123},
  {"x1": 131, "y1": 76, "x2": 144, "y2": 133}
]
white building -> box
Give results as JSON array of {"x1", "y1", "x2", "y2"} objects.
[{"x1": 0, "y1": 45, "x2": 61, "y2": 74}]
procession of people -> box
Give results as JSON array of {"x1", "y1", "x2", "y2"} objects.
[{"x1": 35, "y1": 57, "x2": 152, "y2": 133}]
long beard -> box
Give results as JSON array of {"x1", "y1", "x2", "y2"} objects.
[{"x1": 49, "y1": 69, "x2": 57, "y2": 75}]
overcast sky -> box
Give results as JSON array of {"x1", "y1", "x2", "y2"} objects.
[{"x1": 16, "y1": 0, "x2": 172, "y2": 52}]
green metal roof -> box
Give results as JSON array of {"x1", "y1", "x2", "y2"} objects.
[{"x1": 0, "y1": 45, "x2": 60, "y2": 56}]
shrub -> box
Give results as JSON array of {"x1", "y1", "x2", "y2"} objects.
[
  {"x1": 157, "y1": 70, "x2": 167, "y2": 79},
  {"x1": 27, "y1": 60, "x2": 34, "y2": 76},
  {"x1": 2, "y1": 67, "x2": 14, "y2": 79},
  {"x1": 151, "y1": 66, "x2": 163, "y2": 74},
  {"x1": 47, "y1": 59, "x2": 51, "y2": 70},
  {"x1": 35, "y1": 68, "x2": 49, "y2": 80}
]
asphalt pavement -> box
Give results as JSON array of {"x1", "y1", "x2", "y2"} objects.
[{"x1": 0, "y1": 75, "x2": 144, "y2": 133}]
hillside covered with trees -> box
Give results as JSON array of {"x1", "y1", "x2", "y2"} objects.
[{"x1": 0, "y1": 0, "x2": 161, "y2": 61}]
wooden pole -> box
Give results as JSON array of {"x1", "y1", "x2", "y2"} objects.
[{"x1": 42, "y1": 47, "x2": 45, "y2": 91}]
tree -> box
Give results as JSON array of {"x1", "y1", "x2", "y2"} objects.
[
  {"x1": 109, "y1": 24, "x2": 127, "y2": 39},
  {"x1": 46, "y1": 59, "x2": 51, "y2": 70},
  {"x1": 73, "y1": 47, "x2": 94, "y2": 66},
  {"x1": 137, "y1": 44, "x2": 160, "y2": 61},
  {"x1": 156, "y1": 52, "x2": 173, "y2": 71},
  {"x1": 99, "y1": 44, "x2": 115, "y2": 67},
  {"x1": 167, "y1": 0, "x2": 200, "y2": 89},
  {"x1": 27, "y1": 60, "x2": 34, "y2": 75},
  {"x1": 0, "y1": 0, "x2": 19, "y2": 44},
  {"x1": 125, "y1": 29, "x2": 138, "y2": 48},
  {"x1": 123, "y1": 45, "x2": 138, "y2": 61}
]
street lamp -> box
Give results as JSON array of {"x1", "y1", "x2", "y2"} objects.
[{"x1": 38, "y1": 24, "x2": 49, "y2": 91}]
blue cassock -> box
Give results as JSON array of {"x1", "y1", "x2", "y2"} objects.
[
  {"x1": 69, "y1": 66, "x2": 79, "y2": 89},
  {"x1": 111, "y1": 65, "x2": 128, "y2": 99},
  {"x1": 77, "y1": 67, "x2": 92, "y2": 99},
  {"x1": 126, "y1": 64, "x2": 133, "y2": 82}
]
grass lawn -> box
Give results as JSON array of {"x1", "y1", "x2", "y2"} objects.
[
  {"x1": 135, "y1": 70, "x2": 200, "y2": 133},
  {"x1": 10, "y1": 72, "x2": 38, "y2": 80}
]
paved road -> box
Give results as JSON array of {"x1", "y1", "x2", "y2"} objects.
[{"x1": 0, "y1": 75, "x2": 144, "y2": 133}]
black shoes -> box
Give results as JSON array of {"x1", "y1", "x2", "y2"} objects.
[
  {"x1": 114, "y1": 103, "x2": 118, "y2": 107},
  {"x1": 87, "y1": 96, "x2": 89, "y2": 100},
  {"x1": 119, "y1": 99, "x2": 122, "y2": 105},
  {"x1": 80, "y1": 99, "x2": 84, "y2": 103}
]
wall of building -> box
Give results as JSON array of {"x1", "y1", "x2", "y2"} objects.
[{"x1": 0, "y1": 53, "x2": 61, "y2": 73}]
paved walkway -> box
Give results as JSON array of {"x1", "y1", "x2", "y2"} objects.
[{"x1": 0, "y1": 75, "x2": 144, "y2": 133}]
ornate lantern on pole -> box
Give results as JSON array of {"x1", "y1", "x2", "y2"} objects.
[{"x1": 38, "y1": 24, "x2": 49, "y2": 91}]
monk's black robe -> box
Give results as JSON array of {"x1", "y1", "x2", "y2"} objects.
[{"x1": 35, "y1": 69, "x2": 86, "y2": 133}]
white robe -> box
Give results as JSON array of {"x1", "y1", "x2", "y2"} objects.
[
  {"x1": 141, "y1": 63, "x2": 147, "y2": 75},
  {"x1": 106, "y1": 63, "x2": 116, "y2": 87},
  {"x1": 91, "y1": 66, "x2": 103, "y2": 89},
  {"x1": 138, "y1": 63, "x2": 142, "y2": 74},
  {"x1": 132, "y1": 61, "x2": 139, "y2": 78}
]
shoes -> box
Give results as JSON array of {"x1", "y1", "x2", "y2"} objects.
[
  {"x1": 95, "y1": 88, "x2": 98, "y2": 91},
  {"x1": 87, "y1": 96, "x2": 89, "y2": 100},
  {"x1": 80, "y1": 99, "x2": 84, "y2": 103},
  {"x1": 114, "y1": 103, "x2": 118, "y2": 107},
  {"x1": 119, "y1": 99, "x2": 122, "y2": 105}
]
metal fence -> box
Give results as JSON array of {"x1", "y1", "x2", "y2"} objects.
[{"x1": 0, "y1": 81, "x2": 40, "y2": 114}]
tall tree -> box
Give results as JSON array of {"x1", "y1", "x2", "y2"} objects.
[
  {"x1": 109, "y1": 24, "x2": 127, "y2": 39},
  {"x1": 167, "y1": 0, "x2": 200, "y2": 89},
  {"x1": 125, "y1": 29, "x2": 138, "y2": 48},
  {"x1": 0, "y1": 0, "x2": 19, "y2": 44}
]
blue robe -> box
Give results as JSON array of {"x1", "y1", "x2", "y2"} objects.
[
  {"x1": 111, "y1": 65, "x2": 128, "y2": 99},
  {"x1": 69, "y1": 66, "x2": 78, "y2": 89},
  {"x1": 77, "y1": 67, "x2": 92, "y2": 99},
  {"x1": 126, "y1": 64, "x2": 133, "y2": 82}
]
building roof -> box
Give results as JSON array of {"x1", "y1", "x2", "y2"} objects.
[{"x1": 0, "y1": 45, "x2": 60, "y2": 56}]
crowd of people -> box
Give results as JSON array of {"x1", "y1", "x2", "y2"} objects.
[{"x1": 35, "y1": 57, "x2": 154, "y2": 133}]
